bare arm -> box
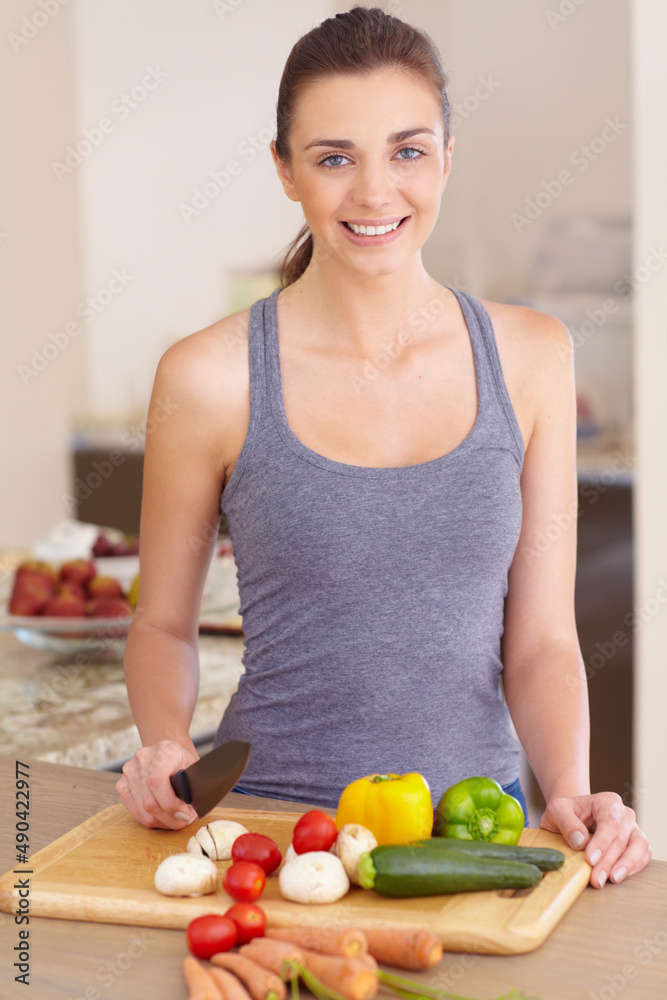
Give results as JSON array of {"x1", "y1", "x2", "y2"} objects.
[
  {"x1": 501, "y1": 313, "x2": 589, "y2": 802},
  {"x1": 124, "y1": 341, "x2": 225, "y2": 741},
  {"x1": 502, "y1": 312, "x2": 650, "y2": 886},
  {"x1": 116, "y1": 320, "x2": 247, "y2": 828}
]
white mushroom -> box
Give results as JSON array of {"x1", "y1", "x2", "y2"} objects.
[
  {"x1": 284, "y1": 842, "x2": 298, "y2": 864},
  {"x1": 284, "y1": 841, "x2": 337, "y2": 864},
  {"x1": 334, "y1": 824, "x2": 378, "y2": 885},
  {"x1": 154, "y1": 852, "x2": 218, "y2": 896},
  {"x1": 186, "y1": 819, "x2": 249, "y2": 861},
  {"x1": 188, "y1": 825, "x2": 216, "y2": 858},
  {"x1": 278, "y1": 850, "x2": 350, "y2": 904}
]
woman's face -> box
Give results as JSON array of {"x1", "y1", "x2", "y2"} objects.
[{"x1": 271, "y1": 68, "x2": 455, "y2": 278}]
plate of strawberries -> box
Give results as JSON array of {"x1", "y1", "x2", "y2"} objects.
[{"x1": 1, "y1": 557, "x2": 134, "y2": 657}]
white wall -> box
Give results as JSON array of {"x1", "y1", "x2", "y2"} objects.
[
  {"x1": 0, "y1": 2, "x2": 87, "y2": 549},
  {"x1": 631, "y1": 0, "x2": 667, "y2": 860},
  {"x1": 0, "y1": 0, "x2": 329, "y2": 547},
  {"x1": 71, "y1": 0, "x2": 330, "y2": 418}
]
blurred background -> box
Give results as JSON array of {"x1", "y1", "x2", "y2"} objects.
[{"x1": 1, "y1": 0, "x2": 665, "y2": 853}]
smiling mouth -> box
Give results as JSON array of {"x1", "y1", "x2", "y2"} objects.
[{"x1": 342, "y1": 216, "x2": 410, "y2": 235}]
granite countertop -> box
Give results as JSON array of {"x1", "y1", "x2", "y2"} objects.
[{"x1": 0, "y1": 630, "x2": 245, "y2": 768}]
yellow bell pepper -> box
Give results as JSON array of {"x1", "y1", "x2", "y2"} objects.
[{"x1": 335, "y1": 772, "x2": 433, "y2": 845}]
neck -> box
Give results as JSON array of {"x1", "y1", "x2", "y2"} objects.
[{"x1": 284, "y1": 256, "x2": 451, "y2": 357}]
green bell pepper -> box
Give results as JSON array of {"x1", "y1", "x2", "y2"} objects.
[{"x1": 433, "y1": 776, "x2": 525, "y2": 845}]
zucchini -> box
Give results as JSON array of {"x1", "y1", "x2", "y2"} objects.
[
  {"x1": 413, "y1": 837, "x2": 564, "y2": 871},
  {"x1": 357, "y1": 844, "x2": 542, "y2": 897}
]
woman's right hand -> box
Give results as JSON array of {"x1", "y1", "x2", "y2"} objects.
[{"x1": 116, "y1": 739, "x2": 200, "y2": 829}]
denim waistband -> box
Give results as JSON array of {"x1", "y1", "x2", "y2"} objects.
[{"x1": 501, "y1": 777, "x2": 529, "y2": 827}]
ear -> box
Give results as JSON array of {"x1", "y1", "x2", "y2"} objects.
[
  {"x1": 441, "y1": 135, "x2": 455, "y2": 191},
  {"x1": 270, "y1": 140, "x2": 300, "y2": 203}
]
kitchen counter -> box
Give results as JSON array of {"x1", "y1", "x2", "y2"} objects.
[
  {"x1": 0, "y1": 631, "x2": 244, "y2": 767},
  {"x1": 1, "y1": 758, "x2": 666, "y2": 1000}
]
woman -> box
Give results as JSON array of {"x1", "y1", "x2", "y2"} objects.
[{"x1": 116, "y1": 7, "x2": 650, "y2": 889}]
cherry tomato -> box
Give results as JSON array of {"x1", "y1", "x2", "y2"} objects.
[
  {"x1": 231, "y1": 833, "x2": 282, "y2": 875},
  {"x1": 225, "y1": 902, "x2": 266, "y2": 944},
  {"x1": 292, "y1": 810, "x2": 338, "y2": 854},
  {"x1": 223, "y1": 860, "x2": 266, "y2": 902},
  {"x1": 186, "y1": 914, "x2": 237, "y2": 959}
]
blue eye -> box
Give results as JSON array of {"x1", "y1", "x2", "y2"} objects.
[
  {"x1": 317, "y1": 153, "x2": 349, "y2": 169},
  {"x1": 315, "y1": 146, "x2": 427, "y2": 169},
  {"x1": 397, "y1": 146, "x2": 425, "y2": 161}
]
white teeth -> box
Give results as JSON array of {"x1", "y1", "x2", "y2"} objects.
[{"x1": 346, "y1": 220, "x2": 401, "y2": 236}]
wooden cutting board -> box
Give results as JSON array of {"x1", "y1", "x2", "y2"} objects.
[{"x1": 0, "y1": 804, "x2": 590, "y2": 954}]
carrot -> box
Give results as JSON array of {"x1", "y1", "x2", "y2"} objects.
[
  {"x1": 209, "y1": 966, "x2": 254, "y2": 1000},
  {"x1": 239, "y1": 940, "x2": 305, "y2": 981},
  {"x1": 182, "y1": 956, "x2": 224, "y2": 1000},
  {"x1": 361, "y1": 927, "x2": 443, "y2": 971},
  {"x1": 210, "y1": 952, "x2": 287, "y2": 1000},
  {"x1": 298, "y1": 948, "x2": 378, "y2": 1000},
  {"x1": 355, "y1": 954, "x2": 379, "y2": 970},
  {"x1": 265, "y1": 926, "x2": 367, "y2": 958}
]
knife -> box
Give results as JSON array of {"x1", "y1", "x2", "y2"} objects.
[{"x1": 170, "y1": 740, "x2": 251, "y2": 818}]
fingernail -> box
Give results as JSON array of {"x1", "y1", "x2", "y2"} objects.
[
  {"x1": 590, "y1": 848, "x2": 602, "y2": 866},
  {"x1": 570, "y1": 831, "x2": 585, "y2": 848},
  {"x1": 612, "y1": 867, "x2": 627, "y2": 883},
  {"x1": 175, "y1": 811, "x2": 192, "y2": 822},
  {"x1": 598, "y1": 870, "x2": 607, "y2": 888}
]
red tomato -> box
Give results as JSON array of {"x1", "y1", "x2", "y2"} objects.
[
  {"x1": 225, "y1": 902, "x2": 266, "y2": 944},
  {"x1": 223, "y1": 861, "x2": 266, "y2": 902},
  {"x1": 231, "y1": 833, "x2": 282, "y2": 875},
  {"x1": 186, "y1": 914, "x2": 237, "y2": 959},
  {"x1": 292, "y1": 810, "x2": 338, "y2": 854}
]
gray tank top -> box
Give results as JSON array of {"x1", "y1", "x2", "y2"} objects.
[{"x1": 214, "y1": 284, "x2": 525, "y2": 808}]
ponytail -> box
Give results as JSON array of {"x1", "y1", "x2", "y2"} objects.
[{"x1": 279, "y1": 224, "x2": 313, "y2": 288}]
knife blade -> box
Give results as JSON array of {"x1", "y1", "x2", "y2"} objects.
[{"x1": 170, "y1": 740, "x2": 251, "y2": 818}]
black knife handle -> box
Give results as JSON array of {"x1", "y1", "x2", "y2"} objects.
[{"x1": 170, "y1": 769, "x2": 192, "y2": 804}]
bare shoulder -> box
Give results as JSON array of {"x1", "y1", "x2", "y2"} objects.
[
  {"x1": 156, "y1": 307, "x2": 252, "y2": 411},
  {"x1": 153, "y1": 307, "x2": 252, "y2": 476},
  {"x1": 479, "y1": 298, "x2": 572, "y2": 361},
  {"x1": 477, "y1": 298, "x2": 573, "y2": 445},
  {"x1": 160, "y1": 307, "x2": 251, "y2": 384}
]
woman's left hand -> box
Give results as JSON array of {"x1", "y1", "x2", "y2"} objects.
[{"x1": 539, "y1": 792, "x2": 652, "y2": 888}]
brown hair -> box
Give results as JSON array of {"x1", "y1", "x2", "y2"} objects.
[{"x1": 273, "y1": 5, "x2": 451, "y2": 287}]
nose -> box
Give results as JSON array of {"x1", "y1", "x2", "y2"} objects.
[{"x1": 350, "y1": 158, "x2": 395, "y2": 210}]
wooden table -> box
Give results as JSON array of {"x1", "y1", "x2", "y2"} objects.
[{"x1": 1, "y1": 757, "x2": 665, "y2": 1000}]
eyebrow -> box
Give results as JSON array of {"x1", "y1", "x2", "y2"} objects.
[{"x1": 302, "y1": 127, "x2": 437, "y2": 152}]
